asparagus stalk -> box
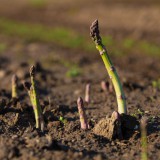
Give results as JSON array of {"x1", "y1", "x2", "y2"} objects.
[
  {"x1": 12, "y1": 74, "x2": 18, "y2": 98},
  {"x1": 90, "y1": 19, "x2": 127, "y2": 114},
  {"x1": 77, "y1": 97, "x2": 89, "y2": 130},
  {"x1": 85, "y1": 83, "x2": 90, "y2": 104},
  {"x1": 23, "y1": 66, "x2": 44, "y2": 131},
  {"x1": 140, "y1": 117, "x2": 148, "y2": 160}
]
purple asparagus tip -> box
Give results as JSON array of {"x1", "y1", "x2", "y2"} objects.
[
  {"x1": 77, "y1": 97, "x2": 89, "y2": 130},
  {"x1": 85, "y1": 83, "x2": 90, "y2": 104},
  {"x1": 12, "y1": 74, "x2": 18, "y2": 84},
  {"x1": 111, "y1": 111, "x2": 120, "y2": 120},
  {"x1": 30, "y1": 65, "x2": 36, "y2": 76},
  {"x1": 90, "y1": 19, "x2": 102, "y2": 44},
  {"x1": 101, "y1": 81, "x2": 109, "y2": 91}
]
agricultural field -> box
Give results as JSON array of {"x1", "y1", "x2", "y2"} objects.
[{"x1": 0, "y1": 0, "x2": 160, "y2": 159}]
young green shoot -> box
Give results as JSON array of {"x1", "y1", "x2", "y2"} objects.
[
  {"x1": 152, "y1": 79, "x2": 160, "y2": 90},
  {"x1": 77, "y1": 97, "x2": 89, "y2": 130},
  {"x1": 12, "y1": 74, "x2": 18, "y2": 98},
  {"x1": 90, "y1": 20, "x2": 127, "y2": 114},
  {"x1": 23, "y1": 66, "x2": 44, "y2": 131},
  {"x1": 59, "y1": 116, "x2": 67, "y2": 125},
  {"x1": 85, "y1": 83, "x2": 90, "y2": 104},
  {"x1": 140, "y1": 117, "x2": 148, "y2": 160},
  {"x1": 66, "y1": 67, "x2": 81, "y2": 78}
]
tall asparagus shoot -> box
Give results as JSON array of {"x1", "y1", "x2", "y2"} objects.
[
  {"x1": 23, "y1": 66, "x2": 44, "y2": 131},
  {"x1": 140, "y1": 117, "x2": 148, "y2": 160},
  {"x1": 77, "y1": 97, "x2": 89, "y2": 130},
  {"x1": 85, "y1": 83, "x2": 90, "y2": 104},
  {"x1": 90, "y1": 20, "x2": 127, "y2": 114},
  {"x1": 12, "y1": 74, "x2": 18, "y2": 98}
]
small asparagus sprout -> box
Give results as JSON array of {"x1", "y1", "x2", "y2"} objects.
[
  {"x1": 101, "y1": 80, "x2": 113, "y2": 93},
  {"x1": 101, "y1": 80, "x2": 109, "y2": 92},
  {"x1": 90, "y1": 20, "x2": 127, "y2": 114},
  {"x1": 140, "y1": 117, "x2": 148, "y2": 160},
  {"x1": 85, "y1": 83, "x2": 90, "y2": 104},
  {"x1": 77, "y1": 97, "x2": 89, "y2": 130},
  {"x1": 23, "y1": 66, "x2": 44, "y2": 131},
  {"x1": 111, "y1": 110, "x2": 120, "y2": 119},
  {"x1": 12, "y1": 74, "x2": 18, "y2": 98}
]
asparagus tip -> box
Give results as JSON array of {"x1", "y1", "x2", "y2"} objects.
[
  {"x1": 101, "y1": 80, "x2": 109, "y2": 91},
  {"x1": 30, "y1": 65, "x2": 36, "y2": 76},
  {"x1": 77, "y1": 97, "x2": 89, "y2": 130},
  {"x1": 90, "y1": 19, "x2": 101, "y2": 44},
  {"x1": 111, "y1": 111, "x2": 120, "y2": 120},
  {"x1": 85, "y1": 83, "x2": 90, "y2": 104},
  {"x1": 12, "y1": 74, "x2": 18, "y2": 83},
  {"x1": 77, "y1": 97, "x2": 83, "y2": 107},
  {"x1": 140, "y1": 116, "x2": 148, "y2": 128}
]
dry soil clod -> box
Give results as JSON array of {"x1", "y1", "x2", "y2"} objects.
[{"x1": 93, "y1": 111, "x2": 122, "y2": 140}]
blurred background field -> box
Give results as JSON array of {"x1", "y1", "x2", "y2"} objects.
[{"x1": 0, "y1": 0, "x2": 159, "y2": 59}]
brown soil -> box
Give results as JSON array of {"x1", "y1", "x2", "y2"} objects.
[
  {"x1": 0, "y1": 39, "x2": 160, "y2": 159},
  {"x1": 0, "y1": 0, "x2": 160, "y2": 160}
]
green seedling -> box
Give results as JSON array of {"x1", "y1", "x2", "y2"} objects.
[
  {"x1": 140, "y1": 117, "x2": 148, "y2": 160},
  {"x1": 12, "y1": 74, "x2": 18, "y2": 98},
  {"x1": 137, "y1": 109, "x2": 145, "y2": 116},
  {"x1": 66, "y1": 67, "x2": 81, "y2": 78},
  {"x1": 59, "y1": 116, "x2": 67, "y2": 125},
  {"x1": 131, "y1": 109, "x2": 145, "y2": 119},
  {"x1": 77, "y1": 97, "x2": 89, "y2": 130},
  {"x1": 23, "y1": 66, "x2": 44, "y2": 131},
  {"x1": 90, "y1": 20, "x2": 127, "y2": 114},
  {"x1": 152, "y1": 79, "x2": 160, "y2": 89}
]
